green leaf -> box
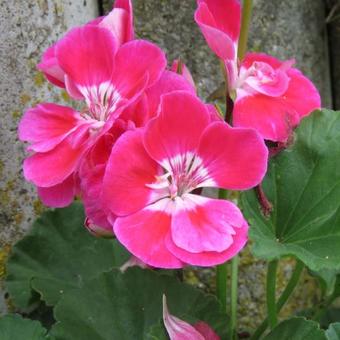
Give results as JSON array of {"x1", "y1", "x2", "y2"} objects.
[
  {"x1": 242, "y1": 110, "x2": 340, "y2": 271},
  {"x1": 0, "y1": 314, "x2": 48, "y2": 339},
  {"x1": 50, "y1": 268, "x2": 228, "y2": 340},
  {"x1": 326, "y1": 323, "x2": 340, "y2": 339},
  {"x1": 5, "y1": 203, "x2": 129, "y2": 309},
  {"x1": 264, "y1": 317, "x2": 326, "y2": 340}
]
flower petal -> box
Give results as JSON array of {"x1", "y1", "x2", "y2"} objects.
[
  {"x1": 56, "y1": 25, "x2": 118, "y2": 88},
  {"x1": 194, "y1": 322, "x2": 220, "y2": 340},
  {"x1": 143, "y1": 92, "x2": 210, "y2": 169},
  {"x1": 163, "y1": 295, "x2": 205, "y2": 340},
  {"x1": 37, "y1": 44, "x2": 65, "y2": 88},
  {"x1": 233, "y1": 94, "x2": 296, "y2": 142},
  {"x1": 171, "y1": 194, "x2": 244, "y2": 253},
  {"x1": 195, "y1": 0, "x2": 241, "y2": 60},
  {"x1": 19, "y1": 103, "x2": 80, "y2": 152},
  {"x1": 113, "y1": 200, "x2": 184, "y2": 268},
  {"x1": 166, "y1": 201, "x2": 248, "y2": 267},
  {"x1": 145, "y1": 70, "x2": 196, "y2": 120},
  {"x1": 284, "y1": 67, "x2": 321, "y2": 119},
  {"x1": 100, "y1": 0, "x2": 134, "y2": 45},
  {"x1": 197, "y1": 122, "x2": 268, "y2": 190},
  {"x1": 37, "y1": 175, "x2": 78, "y2": 208},
  {"x1": 112, "y1": 40, "x2": 167, "y2": 94},
  {"x1": 102, "y1": 129, "x2": 165, "y2": 216},
  {"x1": 23, "y1": 130, "x2": 89, "y2": 187}
]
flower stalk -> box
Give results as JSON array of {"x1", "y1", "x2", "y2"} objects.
[
  {"x1": 238, "y1": 0, "x2": 253, "y2": 61},
  {"x1": 251, "y1": 260, "x2": 304, "y2": 339},
  {"x1": 266, "y1": 260, "x2": 279, "y2": 329}
]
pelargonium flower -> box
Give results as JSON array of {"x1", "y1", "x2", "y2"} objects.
[
  {"x1": 233, "y1": 53, "x2": 321, "y2": 141},
  {"x1": 19, "y1": 25, "x2": 166, "y2": 207},
  {"x1": 195, "y1": 0, "x2": 321, "y2": 142},
  {"x1": 38, "y1": 0, "x2": 134, "y2": 88},
  {"x1": 163, "y1": 295, "x2": 220, "y2": 340},
  {"x1": 102, "y1": 92, "x2": 268, "y2": 268}
]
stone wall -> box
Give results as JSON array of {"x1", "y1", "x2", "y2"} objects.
[{"x1": 0, "y1": 0, "x2": 99, "y2": 314}]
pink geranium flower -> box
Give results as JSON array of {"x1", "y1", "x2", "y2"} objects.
[
  {"x1": 163, "y1": 295, "x2": 220, "y2": 340},
  {"x1": 102, "y1": 92, "x2": 268, "y2": 268},
  {"x1": 38, "y1": 0, "x2": 134, "y2": 88},
  {"x1": 233, "y1": 53, "x2": 321, "y2": 141},
  {"x1": 195, "y1": 0, "x2": 321, "y2": 142},
  {"x1": 19, "y1": 25, "x2": 166, "y2": 207}
]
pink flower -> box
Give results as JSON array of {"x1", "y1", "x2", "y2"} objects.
[
  {"x1": 19, "y1": 25, "x2": 166, "y2": 207},
  {"x1": 233, "y1": 53, "x2": 321, "y2": 141},
  {"x1": 102, "y1": 92, "x2": 268, "y2": 268},
  {"x1": 195, "y1": 0, "x2": 321, "y2": 142},
  {"x1": 38, "y1": 0, "x2": 134, "y2": 88},
  {"x1": 163, "y1": 295, "x2": 220, "y2": 340}
]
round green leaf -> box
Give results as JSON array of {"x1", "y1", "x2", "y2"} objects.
[
  {"x1": 264, "y1": 317, "x2": 326, "y2": 340},
  {"x1": 0, "y1": 314, "x2": 48, "y2": 339},
  {"x1": 50, "y1": 268, "x2": 228, "y2": 340},
  {"x1": 5, "y1": 203, "x2": 129, "y2": 309},
  {"x1": 242, "y1": 110, "x2": 340, "y2": 271},
  {"x1": 326, "y1": 323, "x2": 340, "y2": 340}
]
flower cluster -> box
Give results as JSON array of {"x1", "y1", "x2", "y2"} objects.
[{"x1": 19, "y1": 0, "x2": 320, "y2": 269}]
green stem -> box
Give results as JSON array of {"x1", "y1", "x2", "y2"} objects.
[
  {"x1": 237, "y1": 0, "x2": 253, "y2": 60},
  {"x1": 251, "y1": 260, "x2": 304, "y2": 340},
  {"x1": 230, "y1": 255, "x2": 239, "y2": 339},
  {"x1": 266, "y1": 260, "x2": 279, "y2": 329}
]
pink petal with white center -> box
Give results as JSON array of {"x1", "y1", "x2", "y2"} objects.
[
  {"x1": 23, "y1": 129, "x2": 89, "y2": 187},
  {"x1": 56, "y1": 25, "x2": 118, "y2": 88},
  {"x1": 195, "y1": 0, "x2": 241, "y2": 60},
  {"x1": 112, "y1": 40, "x2": 167, "y2": 93},
  {"x1": 18, "y1": 103, "x2": 80, "y2": 153},
  {"x1": 37, "y1": 44, "x2": 65, "y2": 88},
  {"x1": 100, "y1": 0, "x2": 134, "y2": 45},
  {"x1": 37, "y1": 175, "x2": 78, "y2": 208},
  {"x1": 102, "y1": 129, "x2": 165, "y2": 217},
  {"x1": 145, "y1": 71, "x2": 196, "y2": 120},
  {"x1": 113, "y1": 200, "x2": 184, "y2": 269},
  {"x1": 194, "y1": 322, "x2": 220, "y2": 340},
  {"x1": 197, "y1": 122, "x2": 268, "y2": 190},
  {"x1": 143, "y1": 92, "x2": 210, "y2": 169},
  {"x1": 163, "y1": 295, "x2": 205, "y2": 340},
  {"x1": 170, "y1": 194, "x2": 244, "y2": 253},
  {"x1": 171, "y1": 60, "x2": 196, "y2": 90}
]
